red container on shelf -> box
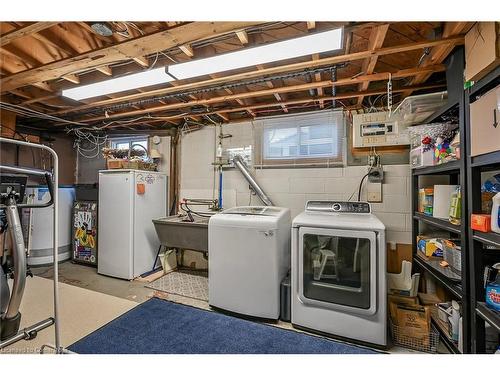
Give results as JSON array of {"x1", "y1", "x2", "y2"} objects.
[{"x1": 471, "y1": 214, "x2": 492, "y2": 233}]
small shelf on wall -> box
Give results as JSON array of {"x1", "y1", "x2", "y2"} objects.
[
  {"x1": 470, "y1": 150, "x2": 500, "y2": 168},
  {"x1": 472, "y1": 231, "x2": 500, "y2": 248},
  {"x1": 475, "y1": 303, "x2": 500, "y2": 333},
  {"x1": 431, "y1": 319, "x2": 461, "y2": 354},
  {"x1": 413, "y1": 256, "x2": 462, "y2": 299},
  {"x1": 412, "y1": 160, "x2": 460, "y2": 176},
  {"x1": 413, "y1": 212, "x2": 461, "y2": 234}
]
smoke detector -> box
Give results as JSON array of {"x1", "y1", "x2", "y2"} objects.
[{"x1": 89, "y1": 22, "x2": 114, "y2": 37}]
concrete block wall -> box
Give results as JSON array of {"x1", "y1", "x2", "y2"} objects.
[{"x1": 179, "y1": 121, "x2": 412, "y2": 244}]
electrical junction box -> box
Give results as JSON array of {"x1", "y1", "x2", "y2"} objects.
[{"x1": 352, "y1": 111, "x2": 410, "y2": 148}]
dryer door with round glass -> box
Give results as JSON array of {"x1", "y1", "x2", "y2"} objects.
[{"x1": 298, "y1": 227, "x2": 377, "y2": 316}]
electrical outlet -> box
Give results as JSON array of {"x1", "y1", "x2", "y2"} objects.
[{"x1": 367, "y1": 182, "x2": 382, "y2": 202}]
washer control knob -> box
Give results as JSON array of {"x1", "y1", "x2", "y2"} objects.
[{"x1": 332, "y1": 203, "x2": 341, "y2": 211}]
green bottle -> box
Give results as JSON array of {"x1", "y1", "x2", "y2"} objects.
[{"x1": 449, "y1": 186, "x2": 461, "y2": 225}]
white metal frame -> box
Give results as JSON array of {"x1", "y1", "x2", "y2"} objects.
[{"x1": 0, "y1": 137, "x2": 64, "y2": 353}]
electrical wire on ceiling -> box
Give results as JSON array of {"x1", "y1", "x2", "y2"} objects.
[
  {"x1": 0, "y1": 102, "x2": 89, "y2": 127},
  {"x1": 57, "y1": 65, "x2": 347, "y2": 122}
]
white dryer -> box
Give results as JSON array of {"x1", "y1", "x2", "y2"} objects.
[
  {"x1": 208, "y1": 206, "x2": 291, "y2": 319},
  {"x1": 291, "y1": 201, "x2": 387, "y2": 347}
]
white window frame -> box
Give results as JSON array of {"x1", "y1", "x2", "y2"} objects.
[{"x1": 254, "y1": 110, "x2": 345, "y2": 168}]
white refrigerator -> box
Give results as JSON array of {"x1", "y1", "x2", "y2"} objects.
[{"x1": 98, "y1": 169, "x2": 167, "y2": 279}]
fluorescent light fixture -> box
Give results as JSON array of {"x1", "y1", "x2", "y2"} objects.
[
  {"x1": 168, "y1": 28, "x2": 343, "y2": 79},
  {"x1": 62, "y1": 68, "x2": 173, "y2": 101},
  {"x1": 62, "y1": 27, "x2": 343, "y2": 101}
]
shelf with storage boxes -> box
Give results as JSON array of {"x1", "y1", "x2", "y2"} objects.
[
  {"x1": 410, "y1": 47, "x2": 470, "y2": 352},
  {"x1": 465, "y1": 65, "x2": 500, "y2": 353}
]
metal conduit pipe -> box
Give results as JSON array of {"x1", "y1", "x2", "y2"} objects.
[{"x1": 232, "y1": 155, "x2": 274, "y2": 206}]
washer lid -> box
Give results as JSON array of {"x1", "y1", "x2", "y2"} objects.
[{"x1": 222, "y1": 206, "x2": 285, "y2": 217}]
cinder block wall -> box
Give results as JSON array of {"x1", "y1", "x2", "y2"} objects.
[{"x1": 179, "y1": 122, "x2": 412, "y2": 244}]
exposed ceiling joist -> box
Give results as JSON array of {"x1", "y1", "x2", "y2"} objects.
[
  {"x1": 0, "y1": 22, "x2": 59, "y2": 47},
  {"x1": 179, "y1": 44, "x2": 194, "y2": 57},
  {"x1": 62, "y1": 73, "x2": 80, "y2": 84},
  {"x1": 96, "y1": 65, "x2": 113, "y2": 76},
  {"x1": 356, "y1": 23, "x2": 390, "y2": 106},
  {"x1": 0, "y1": 22, "x2": 265, "y2": 93},
  {"x1": 50, "y1": 34, "x2": 461, "y2": 116},
  {"x1": 236, "y1": 30, "x2": 249, "y2": 45},
  {"x1": 132, "y1": 56, "x2": 149, "y2": 68},
  {"x1": 402, "y1": 22, "x2": 472, "y2": 98},
  {"x1": 71, "y1": 74, "x2": 446, "y2": 124},
  {"x1": 88, "y1": 82, "x2": 446, "y2": 129}
]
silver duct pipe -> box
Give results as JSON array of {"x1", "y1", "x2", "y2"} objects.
[{"x1": 233, "y1": 155, "x2": 274, "y2": 206}]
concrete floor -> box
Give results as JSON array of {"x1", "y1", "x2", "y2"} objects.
[
  {"x1": 32, "y1": 261, "x2": 155, "y2": 304},
  {"x1": 32, "y1": 260, "x2": 444, "y2": 354}
]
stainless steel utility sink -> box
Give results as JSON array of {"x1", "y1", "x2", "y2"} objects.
[{"x1": 152, "y1": 215, "x2": 209, "y2": 252}]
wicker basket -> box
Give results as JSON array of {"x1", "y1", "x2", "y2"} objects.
[
  {"x1": 106, "y1": 158, "x2": 124, "y2": 169},
  {"x1": 390, "y1": 320, "x2": 440, "y2": 353}
]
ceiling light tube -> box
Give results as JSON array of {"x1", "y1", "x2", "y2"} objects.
[
  {"x1": 62, "y1": 27, "x2": 343, "y2": 101},
  {"x1": 62, "y1": 68, "x2": 173, "y2": 101},
  {"x1": 167, "y1": 27, "x2": 343, "y2": 79}
]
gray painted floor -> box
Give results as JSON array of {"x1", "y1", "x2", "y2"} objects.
[{"x1": 33, "y1": 261, "x2": 447, "y2": 354}]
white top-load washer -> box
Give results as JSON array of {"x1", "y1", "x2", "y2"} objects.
[
  {"x1": 291, "y1": 201, "x2": 387, "y2": 347},
  {"x1": 208, "y1": 206, "x2": 291, "y2": 319}
]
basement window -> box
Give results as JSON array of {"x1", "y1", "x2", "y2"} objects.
[
  {"x1": 110, "y1": 137, "x2": 149, "y2": 152},
  {"x1": 254, "y1": 111, "x2": 345, "y2": 167}
]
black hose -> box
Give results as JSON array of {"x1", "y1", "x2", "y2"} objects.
[{"x1": 357, "y1": 171, "x2": 371, "y2": 202}]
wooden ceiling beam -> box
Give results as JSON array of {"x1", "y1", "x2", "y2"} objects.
[
  {"x1": 257, "y1": 65, "x2": 288, "y2": 113},
  {"x1": 312, "y1": 54, "x2": 324, "y2": 108},
  {"x1": 357, "y1": 24, "x2": 390, "y2": 106},
  {"x1": 31, "y1": 81, "x2": 53, "y2": 92},
  {"x1": 96, "y1": 65, "x2": 113, "y2": 76},
  {"x1": 100, "y1": 83, "x2": 446, "y2": 129},
  {"x1": 236, "y1": 30, "x2": 249, "y2": 45},
  {"x1": 0, "y1": 45, "x2": 42, "y2": 68},
  {"x1": 0, "y1": 22, "x2": 264, "y2": 92},
  {"x1": 53, "y1": 63, "x2": 446, "y2": 117},
  {"x1": 133, "y1": 56, "x2": 149, "y2": 68},
  {"x1": 48, "y1": 36, "x2": 462, "y2": 116},
  {"x1": 61, "y1": 73, "x2": 80, "y2": 84},
  {"x1": 307, "y1": 22, "x2": 316, "y2": 30},
  {"x1": 179, "y1": 44, "x2": 194, "y2": 57},
  {"x1": 0, "y1": 22, "x2": 59, "y2": 47},
  {"x1": 71, "y1": 77, "x2": 445, "y2": 124},
  {"x1": 402, "y1": 22, "x2": 472, "y2": 98}
]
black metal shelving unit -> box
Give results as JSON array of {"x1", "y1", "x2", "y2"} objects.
[
  {"x1": 411, "y1": 47, "x2": 470, "y2": 353},
  {"x1": 465, "y1": 65, "x2": 500, "y2": 353}
]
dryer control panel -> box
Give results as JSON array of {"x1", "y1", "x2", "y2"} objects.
[{"x1": 306, "y1": 201, "x2": 371, "y2": 214}]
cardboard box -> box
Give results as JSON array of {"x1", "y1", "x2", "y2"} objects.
[
  {"x1": 388, "y1": 294, "x2": 419, "y2": 307},
  {"x1": 470, "y1": 85, "x2": 500, "y2": 157},
  {"x1": 465, "y1": 22, "x2": 500, "y2": 82},
  {"x1": 418, "y1": 292, "x2": 442, "y2": 306},
  {"x1": 390, "y1": 302, "x2": 431, "y2": 343}
]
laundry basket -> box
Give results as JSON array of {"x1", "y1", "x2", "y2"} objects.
[{"x1": 390, "y1": 320, "x2": 440, "y2": 353}]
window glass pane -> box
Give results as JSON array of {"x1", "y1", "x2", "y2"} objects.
[
  {"x1": 131, "y1": 140, "x2": 148, "y2": 150},
  {"x1": 114, "y1": 142, "x2": 129, "y2": 150},
  {"x1": 258, "y1": 111, "x2": 344, "y2": 165},
  {"x1": 264, "y1": 127, "x2": 298, "y2": 159}
]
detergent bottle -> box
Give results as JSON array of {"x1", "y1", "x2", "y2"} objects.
[{"x1": 492, "y1": 192, "x2": 500, "y2": 234}]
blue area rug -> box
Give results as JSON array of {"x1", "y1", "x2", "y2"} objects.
[{"x1": 68, "y1": 298, "x2": 378, "y2": 354}]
